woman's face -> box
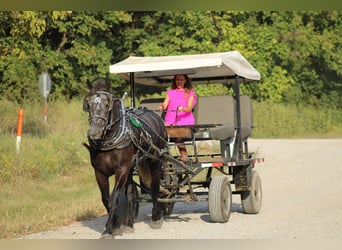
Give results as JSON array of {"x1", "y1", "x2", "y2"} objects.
[{"x1": 175, "y1": 75, "x2": 186, "y2": 89}]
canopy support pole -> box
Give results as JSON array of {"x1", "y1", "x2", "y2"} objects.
[
  {"x1": 129, "y1": 72, "x2": 135, "y2": 107},
  {"x1": 233, "y1": 75, "x2": 243, "y2": 161}
]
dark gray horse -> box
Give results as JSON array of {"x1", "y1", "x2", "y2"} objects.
[{"x1": 82, "y1": 79, "x2": 168, "y2": 238}]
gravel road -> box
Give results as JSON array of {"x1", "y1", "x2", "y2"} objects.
[{"x1": 20, "y1": 139, "x2": 342, "y2": 239}]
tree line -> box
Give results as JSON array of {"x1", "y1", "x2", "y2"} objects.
[{"x1": 0, "y1": 11, "x2": 341, "y2": 108}]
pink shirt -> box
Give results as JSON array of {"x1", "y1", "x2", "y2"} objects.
[{"x1": 164, "y1": 89, "x2": 197, "y2": 125}]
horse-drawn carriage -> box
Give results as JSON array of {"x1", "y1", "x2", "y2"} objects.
[{"x1": 83, "y1": 51, "x2": 264, "y2": 238}]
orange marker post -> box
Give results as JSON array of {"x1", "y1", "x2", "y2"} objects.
[
  {"x1": 16, "y1": 109, "x2": 24, "y2": 154},
  {"x1": 43, "y1": 103, "x2": 47, "y2": 124}
]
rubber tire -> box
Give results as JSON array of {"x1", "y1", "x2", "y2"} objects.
[
  {"x1": 132, "y1": 183, "x2": 139, "y2": 219},
  {"x1": 241, "y1": 170, "x2": 262, "y2": 214},
  {"x1": 163, "y1": 202, "x2": 175, "y2": 216},
  {"x1": 117, "y1": 184, "x2": 139, "y2": 222},
  {"x1": 117, "y1": 189, "x2": 127, "y2": 223},
  {"x1": 208, "y1": 176, "x2": 232, "y2": 223}
]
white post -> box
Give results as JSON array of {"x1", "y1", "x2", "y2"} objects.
[
  {"x1": 16, "y1": 136, "x2": 21, "y2": 154},
  {"x1": 16, "y1": 109, "x2": 24, "y2": 154}
]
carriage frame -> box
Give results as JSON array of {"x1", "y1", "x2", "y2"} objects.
[{"x1": 109, "y1": 51, "x2": 264, "y2": 222}]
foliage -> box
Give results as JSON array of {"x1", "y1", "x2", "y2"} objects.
[
  {"x1": 0, "y1": 11, "x2": 341, "y2": 107},
  {"x1": 0, "y1": 98, "x2": 89, "y2": 182},
  {"x1": 0, "y1": 167, "x2": 105, "y2": 238},
  {"x1": 0, "y1": 11, "x2": 132, "y2": 102},
  {"x1": 252, "y1": 101, "x2": 342, "y2": 138}
]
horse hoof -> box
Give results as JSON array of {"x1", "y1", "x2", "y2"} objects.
[
  {"x1": 100, "y1": 233, "x2": 114, "y2": 239},
  {"x1": 112, "y1": 227, "x2": 123, "y2": 236},
  {"x1": 151, "y1": 218, "x2": 163, "y2": 229},
  {"x1": 123, "y1": 226, "x2": 135, "y2": 233}
]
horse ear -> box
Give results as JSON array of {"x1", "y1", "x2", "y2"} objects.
[
  {"x1": 105, "y1": 79, "x2": 112, "y2": 91},
  {"x1": 86, "y1": 79, "x2": 93, "y2": 90}
]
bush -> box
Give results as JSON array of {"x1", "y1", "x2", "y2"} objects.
[
  {"x1": 0, "y1": 98, "x2": 90, "y2": 182},
  {"x1": 253, "y1": 102, "x2": 342, "y2": 138}
]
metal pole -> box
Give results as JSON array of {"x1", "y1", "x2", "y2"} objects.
[
  {"x1": 130, "y1": 72, "x2": 135, "y2": 107},
  {"x1": 233, "y1": 75, "x2": 242, "y2": 161},
  {"x1": 44, "y1": 96, "x2": 47, "y2": 124}
]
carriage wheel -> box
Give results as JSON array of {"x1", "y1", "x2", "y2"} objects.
[
  {"x1": 160, "y1": 161, "x2": 178, "y2": 216},
  {"x1": 117, "y1": 189, "x2": 127, "y2": 222},
  {"x1": 163, "y1": 202, "x2": 175, "y2": 216},
  {"x1": 208, "y1": 176, "x2": 232, "y2": 223},
  {"x1": 241, "y1": 170, "x2": 262, "y2": 214},
  {"x1": 132, "y1": 183, "x2": 139, "y2": 219},
  {"x1": 117, "y1": 183, "x2": 139, "y2": 222}
]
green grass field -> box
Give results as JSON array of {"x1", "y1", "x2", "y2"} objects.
[{"x1": 0, "y1": 98, "x2": 341, "y2": 238}]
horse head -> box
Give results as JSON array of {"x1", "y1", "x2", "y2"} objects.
[{"x1": 84, "y1": 79, "x2": 118, "y2": 141}]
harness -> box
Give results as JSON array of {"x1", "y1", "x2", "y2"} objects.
[
  {"x1": 126, "y1": 107, "x2": 168, "y2": 160},
  {"x1": 86, "y1": 92, "x2": 168, "y2": 159}
]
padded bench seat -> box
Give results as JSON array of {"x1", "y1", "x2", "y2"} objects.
[
  {"x1": 139, "y1": 95, "x2": 253, "y2": 141},
  {"x1": 194, "y1": 95, "x2": 236, "y2": 141}
]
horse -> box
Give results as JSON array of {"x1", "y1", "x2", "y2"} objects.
[{"x1": 82, "y1": 78, "x2": 168, "y2": 238}]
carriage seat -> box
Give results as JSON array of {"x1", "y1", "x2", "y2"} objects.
[
  {"x1": 139, "y1": 98, "x2": 191, "y2": 139},
  {"x1": 240, "y1": 94, "x2": 253, "y2": 140},
  {"x1": 194, "y1": 95, "x2": 236, "y2": 141},
  {"x1": 139, "y1": 95, "x2": 253, "y2": 141},
  {"x1": 139, "y1": 98, "x2": 165, "y2": 118}
]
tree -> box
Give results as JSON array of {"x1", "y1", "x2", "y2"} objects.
[
  {"x1": 0, "y1": 11, "x2": 132, "y2": 102},
  {"x1": 0, "y1": 11, "x2": 341, "y2": 107}
]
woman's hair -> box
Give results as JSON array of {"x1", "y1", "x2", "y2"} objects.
[{"x1": 171, "y1": 74, "x2": 193, "y2": 91}]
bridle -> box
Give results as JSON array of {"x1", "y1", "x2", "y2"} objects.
[
  {"x1": 87, "y1": 91, "x2": 114, "y2": 124},
  {"x1": 84, "y1": 91, "x2": 130, "y2": 150}
]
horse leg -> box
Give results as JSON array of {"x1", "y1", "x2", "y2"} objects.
[
  {"x1": 94, "y1": 170, "x2": 117, "y2": 239},
  {"x1": 101, "y1": 187, "x2": 123, "y2": 239},
  {"x1": 149, "y1": 160, "x2": 164, "y2": 229},
  {"x1": 103, "y1": 168, "x2": 130, "y2": 237},
  {"x1": 94, "y1": 170, "x2": 110, "y2": 213},
  {"x1": 123, "y1": 170, "x2": 136, "y2": 233}
]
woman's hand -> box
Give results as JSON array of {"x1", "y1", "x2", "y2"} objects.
[{"x1": 178, "y1": 106, "x2": 186, "y2": 112}]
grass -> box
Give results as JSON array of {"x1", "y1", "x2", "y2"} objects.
[
  {"x1": 0, "y1": 98, "x2": 107, "y2": 238},
  {"x1": 0, "y1": 98, "x2": 341, "y2": 239},
  {"x1": 252, "y1": 102, "x2": 342, "y2": 138},
  {"x1": 0, "y1": 167, "x2": 107, "y2": 239}
]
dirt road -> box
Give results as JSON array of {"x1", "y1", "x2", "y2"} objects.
[{"x1": 20, "y1": 139, "x2": 342, "y2": 239}]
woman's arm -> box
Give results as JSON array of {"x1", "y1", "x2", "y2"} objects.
[
  {"x1": 179, "y1": 95, "x2": 195, "y2": 112},
  {"x1": 159, "y1": 94, "x2": 169, "y2": 110}
]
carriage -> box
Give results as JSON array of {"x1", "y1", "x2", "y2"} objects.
[{"x1": 108, "y1": 51, "x2": 264, "y2": 223}]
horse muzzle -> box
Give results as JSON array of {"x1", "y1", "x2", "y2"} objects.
[{"x1": 88, "y1": 118, "x2": 106, "y2": 140}]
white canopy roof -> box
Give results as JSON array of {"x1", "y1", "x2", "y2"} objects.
[{"x1": 109, "y1": 51, "x2": 260, "y2": 86}]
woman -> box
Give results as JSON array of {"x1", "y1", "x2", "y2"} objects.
[{"x1": 159, "y1": 74, "x2": 197, "y2": 162}]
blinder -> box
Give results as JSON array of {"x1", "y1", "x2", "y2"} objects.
[{"x1": 83, "y1": 99, "x2": 90, "y2": 112}]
